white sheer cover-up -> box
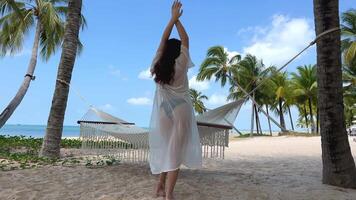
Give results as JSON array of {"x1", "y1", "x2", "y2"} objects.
[{"x1": 149, "y1": 45, "x2": 202, "y2": 174}]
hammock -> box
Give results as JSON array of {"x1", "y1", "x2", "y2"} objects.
[
  {"x1": 72, "y1": 28, "x2": 341, "y2": 162},
  {"x1": 78, "y1": 99, "x2": 245, "y2": 162}
]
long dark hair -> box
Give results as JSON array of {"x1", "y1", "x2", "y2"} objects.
[{"x1": 152, "y1": 38, "x2": 181, "y2": 85}]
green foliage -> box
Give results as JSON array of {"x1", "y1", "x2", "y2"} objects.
[
  {"x1": 0, "y1": 0, "x2": 86, "y2": 59},
  {"x1": 197, "y1": 46, "x2": 240, "y2": 87},
  {"x1": 341, "y1": 10, "x2": 356, "y2": 124},
  {"x1": 0, "y1": 135, "x2": 81, "y2": 168},
  {"x1": 341, "y1": 9, "x2": 356, "y2": 66},
  {"x1": 228, "y1": 54, "x2": 269, "y2": 103},
  {"x1": 0, "y1": 135, "x2": 123, "y2": 170},
  {"x1": 0, "y1": 135, "x2": 81, "y2": 151},
  {"x1": 189, "y1": 88, "x2": 208, "y2": 114}
]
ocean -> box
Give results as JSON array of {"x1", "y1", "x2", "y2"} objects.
[
  {"x1": 0, "y1": 124, "x2": 80, "y2": 138},
  {"x1": 0, "y1": 124, "x2": 289, "y2": 138}
]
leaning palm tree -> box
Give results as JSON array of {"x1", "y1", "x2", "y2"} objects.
[
  {"x1": 313, "y1": 0, "x2": 356, "y2": 188},
  {"x1": 40, "y1": 0, "x2": 82, "y2": 158},
  {"x1": 0, "y1": 0, "x2": 85, "y2": 128},
  {"x1": 197, "y1": 46, "x2": 241, "y2": 87},
  {"x1": 341, "y1": 9, "x2": 356, "y2": 66},
  {"x1": 189, "y1": 88, "x2": 208, "y2": 114},
  {"x1": 291, "y1": 65, "x2": 317, "y2": 133}
]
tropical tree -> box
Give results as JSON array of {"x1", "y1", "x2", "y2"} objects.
[
  {"x1": 341, "y1": 9, "x2": 356, "y2": 130},
  {"x1": 294, "y1": 91, "x2": 311, "y2": 130},
  {"x1": 228, "y1": 54, "x2": 270, "y2": 135},
  {"x1": 269, "y1": 70, "x2": 290, "y2": 132},
  {"x1": 258, "y1": 81, "x2": 275, "y2": 135},
  {"x1": 313, "y1": 0, "x2": 356, "y2": 188},
  {"x1": 189, "y1": 88, "x2": 208, "y2": 114},
  {"x1": 40, "y1": 0, "x2": 82, "y2": 158},
  {"x1": 197, "y1": 46, "x2": 241, "y2": 87},
  {"x1": 342, "y1": 64, "x2": 356, "y2": 98},
  {"x1": 0, "y1": 0, "x2": 85, "y2": 128},
  {"x1": 344, "y1": 96, "x2": 356, "y2": 129},
  {"x1": 341, "y1": 9, "x2": 356, "y2": 66},
  {"x1": 291, "y1": 65, "x2": 317, "y2": 133}
]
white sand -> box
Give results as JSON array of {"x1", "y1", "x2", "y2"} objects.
[{"x1": 1, "y1": 136, "x2": 356, "y2": 200}]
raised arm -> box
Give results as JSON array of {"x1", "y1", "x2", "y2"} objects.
[
  {"x1": 175, "y1": 20, "x2": 189, "y2": 49},
  {"x1": 156, "y1": 0, "x2": 183, "y2": 52}
]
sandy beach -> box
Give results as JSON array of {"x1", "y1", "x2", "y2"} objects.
[{"x1": 1, "y1": 136, "x2": 356, "y2": 200}]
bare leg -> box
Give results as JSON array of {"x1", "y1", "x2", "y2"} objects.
[
  {"x1": 166, "y1": 169, "x2": 179, "y2": 200},
  {"x1": 154, "y1": 172, "x2": 167, "y2": 197}
]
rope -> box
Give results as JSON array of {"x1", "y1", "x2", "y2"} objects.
[
  {"x1": 223, "y1": 27, "x2": 341, "y2": 132},
  {"x1": 240, "y1": 27, "x2": 341, "y2": 103},
  {"x1": 24, "y1": 74, "x2": 36, "y2": 80},
  {"x1": 56, "y1": 78, "x2": 93, "y2": 108}
]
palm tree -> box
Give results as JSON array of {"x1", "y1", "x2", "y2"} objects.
[
  {"x1": 313, "y1": 0, "x2": 356, "y2": 188},
  {"x1": 40, "y1": 0, "x2": 82, "y2": 158},
  {"x1": 0, "y1": 0, "x2": 85, "y2": 128},
  {"x1": 295, "y1": 94, "x2": 313, "y2": 130},
  {"x1": 341, "y1": 9, "x2": 356, "y2": 66},
  {"x1": 342, "y1": 64, "x2": 356, "y2": 97},
  {"x1": 189, "y1": 88, "x2": 208, "y2": 114},
  {"x1": 341, "y1": 10, "x2": 356, "y2": 126},
  {"x1": 228, "y1": 54, "x2": 270, "y2": 135},
  {"x1": 269, "y1": 71, "x2": 290, "y2": 132},
  {"x1": 344, "y1": 96, "x2": 356, "y2": 129},
  {"x1": 291, "y1": 65, "x2": 317, "y2": 133},
  {"x1": 259, "y1": 83, "x2": 275, "y2": 135},
  {"x1": 197, "y1": 46, "x2": 241, "y2": 87}
]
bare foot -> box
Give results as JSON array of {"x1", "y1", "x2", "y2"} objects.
[{"x1": 154, "y1": 185, "x2": 166, "y2": 198}]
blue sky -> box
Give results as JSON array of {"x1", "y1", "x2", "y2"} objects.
[{"x1": 0, "y1": 0, "x2": 355, "y2": 131}]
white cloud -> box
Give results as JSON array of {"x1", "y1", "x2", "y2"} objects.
[
  {"x1": 189, "y1": 75, "x2": 210, "y2": 91},
  {"x1": 206, "y1": 94, "x2": 231, "y2": 107},
  {"x1": 242, "y1": 15, "x2": 314, "y2": 66},
  {"x1": 138, "y1": 68, "x2": 153, "y2": 80},
  {"x1": 98, "y1": 104, "x2": 115, "y2": 112},
  {"x1": 224, "y1": 48, "x2": 241, "y2": 61},
  {"x1": 5, "y1": 48, "x2": 31, "y2": 57},
  {"x1": 127, "y1": 97, "x2": 152, "y2": 106},
  {"x1": 109, "y1": 65, "x2": 128, "y2": 80}
]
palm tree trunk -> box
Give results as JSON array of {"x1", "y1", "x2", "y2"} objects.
[
  {"x1": 257, "y1": 108, "x2": 263, "y2": 135},
  {"x1": 266, "y1": 104, "x2": 272, "y2": 136},
  {"x1": 0, "y1": 21, "x2": 41, "y2": 128},
  {"x1": 278, "y1": 98, "x2": 286, "y2": 132},
  {"x1": 303, "y1": 102, "x2": 309, "y2": 130},
  {"x1": 316, "y1": 106, "x2": 319, "y2": 135},
  {"x1": 254, "y1": 104, "x2": 260, "y2": 135},
  {"x1": 308, "y1": 97, "x2": 315, "y2": 133},
  {"x1": 40, "y1": 0, "x2": 82, "y2": 158},
  {"x1": 288, "y1": 105, "x2": 294, "y2": 131},
  {"x1": 314, "y1": 0, "x2": 356, "y2": 188},
  {"x1": 250, "y1": 93, "x2": 255, "y2": 137}
]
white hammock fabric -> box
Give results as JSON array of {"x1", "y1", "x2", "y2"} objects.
[{"x1": 78, "y1": 100, "x2": 244, "y2": 162}]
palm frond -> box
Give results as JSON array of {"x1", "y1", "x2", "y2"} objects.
[
  {"x1": 0, "y1": 8, "x2": 34, "y2": 56},
  {"x1": 344, "y1": 42, "x2": 356, "y2": 65}
]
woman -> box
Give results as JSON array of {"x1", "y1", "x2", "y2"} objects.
[{"x1": 149, "y1": 1, "x2": 202, "y2": 199}]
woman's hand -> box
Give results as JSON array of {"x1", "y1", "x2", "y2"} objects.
[{"x1": 171, "y1": 0, "x2": 183, "y2": 22}]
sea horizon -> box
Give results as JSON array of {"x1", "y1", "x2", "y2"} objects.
[{"x1": 1, "y1": 124, "x2": 289, "y2": 138}]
